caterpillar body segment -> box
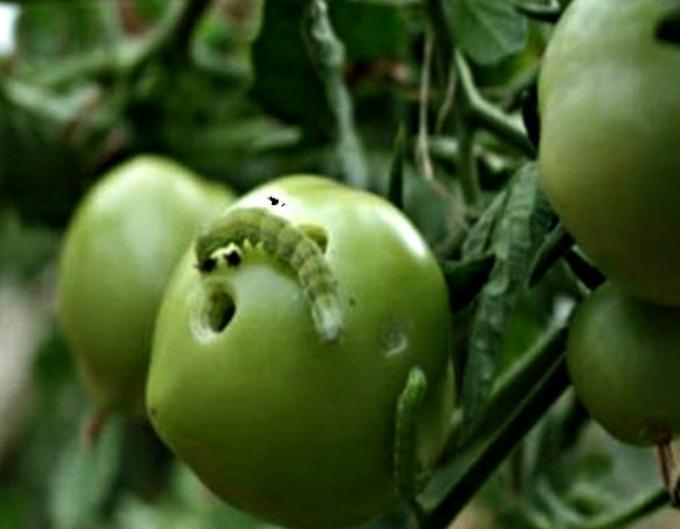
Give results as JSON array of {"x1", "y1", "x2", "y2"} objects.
[
  {"x1": 393, "y1": 366, "x2": 428, "y2": 499},
  {"x1": 195, "y1": 207, "x2": 343, "y2": 343}
]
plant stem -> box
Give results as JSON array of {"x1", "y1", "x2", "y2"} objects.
[
  {"x1": 419, "y1": 323, "x2": 569, "y2": 528},
  {"x1": 388, "y1": 124, "x2": 407, "y2": 209},
  {"x1": 455, "y1": 51, "x2": 536, "y2": 158},
  {"x1": 303, "y1": 0, "x2": 369, "y2": 190}
]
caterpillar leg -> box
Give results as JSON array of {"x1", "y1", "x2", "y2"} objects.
[{"x1": 393, "y1": 366, "x2": 428, "y2": 499}]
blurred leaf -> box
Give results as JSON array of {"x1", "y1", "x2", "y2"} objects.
[
  {"x1": 251, "y1": 0, "x2": 407, "y2": 139},
  {"x1": 16, "y1": 1, "x2": 121, "y2": 71},
  {"x1": 450, "y1": 0, "x2": 528, "y2": 65},
  {"x1": 251, "y1": 0, "x2": 332, "y2": 140},
  {"x1": 0, "y1": 210, "x2": 59, "y2": 279},
  {"x1": 441, "y1": 254, "x2": 496, "y2": 312},
  {"x1": 331, "y1": 0, "x2": 408, "y2": 61},
  {"x1": 461, "y1": 163, "x2": 554, "y2": 434},
  {"x1": 49, "y1": 416, "x2": 124, "y2": 529}
]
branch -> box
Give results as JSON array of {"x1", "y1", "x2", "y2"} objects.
[
  {"x1": 302, "y1": 0, "x2": 370, "y2": 189},
  {"x1": 419, "y1": 323, "x2": 570, "y2": 528},
  {"x1": 455, "y1": 51, "x2": 536, "y2": 158}
]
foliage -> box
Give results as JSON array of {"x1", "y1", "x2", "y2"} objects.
[{"x1": 0, "y1": 0, "x2": 673, "y2": 528}]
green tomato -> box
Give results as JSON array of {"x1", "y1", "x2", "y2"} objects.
[
  {"x1": 146, "y1": 176, "x2": 455, "y2": 529},
  {"x1": 567, "y1": 283, "x2": 680, "y2": 446},
  {"x1": 58, "y1": 155, "x2": 234, "y2": 413},
  {"x1": 538, "y1": 0, "x2": 680, "y2": 306}
]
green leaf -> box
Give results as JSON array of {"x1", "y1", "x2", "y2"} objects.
[
  {"x1": 450, "y1": 0, "x2": 528, "y2": 65},
  {"x1": 251, "y1": 0, "x2": 407, "y2": 139},
  {"x1": 461, "y1": 162, "x2": 555, "y2": 435},
  {"x1": 48, "y1": 416, "x2": 124, "y2": 529},
  {"x1": 440, "y1": 254, "x2": 496, "y2": 311},
  {"x1": 16, "y1": 1, "x2": 121, "y2": 69},
  {"x1": 251, "y1": 0, "x2": 332, "y2": 140}
]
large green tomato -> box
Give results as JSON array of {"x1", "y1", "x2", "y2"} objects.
[
  {"x1": 567, "y1": 283, "x2": 680, "y2": 446},
  {"x1": 146, "y1": 176, "x2": 455, "y2": 529},
  {"x1": 58, "y1": 155, "x2": 234, "y2": 413},
  {"x1": 538, "y1": 0, "x2": 680, "y2": 306}
]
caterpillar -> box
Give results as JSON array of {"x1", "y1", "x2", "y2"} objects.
[
  {"x1": 393, "y1": 366, "x2": 428, "y2": 499},
  {"x1": 195, "y1": 207, "x2": 343, "y2": 343}
]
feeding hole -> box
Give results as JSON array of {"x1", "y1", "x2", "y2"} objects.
[
  {"x1": 204, "y1": 290, "x2": 236, "y2": 333},
  {"x1": 299, "y1": 224, "x2": 329, "y2": 253}
]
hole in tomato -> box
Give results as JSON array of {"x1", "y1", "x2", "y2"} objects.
[
  {"x1": 299, "y1": 224, "x2": 328, "y2": 253},
  {"x1": 204, "y1": 290, "x2": 236, "y2": 332}
]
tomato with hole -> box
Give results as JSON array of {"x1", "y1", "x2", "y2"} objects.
[
  {"x1": 538, "y1": 0, "x2": 680, "y2": 305},
  {"x1": 146, "y1": 176, "x2": 455, "y2": 529},
  {"x1": 58, "y1": 155, "x2": 235, "y2": 413},
  {"x1": 568, "y1": 283, "x2": 680, "y2": 446}
]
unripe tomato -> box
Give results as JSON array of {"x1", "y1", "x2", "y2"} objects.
[
  {"x1": 146, "y1": 176, "x2": 455, "y2": 529},
  {"x1": 567, "y1": 284, "x2": 680, "y2": 446},
  {"x1": 58, "y1": 155, "x2": 234, "y2": 413},
  {"x1": 538, "y1": 0, "x2": 680, "y2": 305}
]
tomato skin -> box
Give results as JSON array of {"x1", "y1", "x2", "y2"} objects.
[
  {"x1": 146, "y1": 176, "x2": 455, "y2": 529},
  {"x1": 58, "y1": 156, "x2": 234, "y2": 412},
  {"x1": 538, "y1": 0, "x2": 680, "y2": 306},
  {"x1": 567, "y1": 284, "x2": 680, "y2": 446}
]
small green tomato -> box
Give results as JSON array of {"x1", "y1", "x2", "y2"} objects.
[
  {"x1": 146, "y1": 176, "x2": 455, "y2": 529},
  {"x1": 58, "y1": 155, "x2": 234, "y2": 414},
  {"x1": 568, "y1": 283, "x2": 680, "y2": 446}
]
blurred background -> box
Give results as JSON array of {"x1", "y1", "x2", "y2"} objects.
[{"x1": 0, "y1": 1, "x2": 676, "y2": 528}]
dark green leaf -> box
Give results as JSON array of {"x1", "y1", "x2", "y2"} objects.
[
  {"x1": 440, "y1": 254, "x2": 496, "y2": 311},
  {"x1": 450, "y1": 0, "x2": 528, "y2": 65},
  {"x1": 251, "y1": 0, "x2": 407, "y2": 140},
  {"x1": 461, "y1": 163, "x2": 555, "y2": 435}
]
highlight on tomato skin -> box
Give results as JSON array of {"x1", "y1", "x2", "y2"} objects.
[
  {"x1": 538, "y1": 0, "x2": 680, "y2": 306},
  {"x1": 146, "y1": 175, "x2": 456, "y2": 529},
  {"x1": 58, "y1": 155, "x2": 235, "y2": 415}
]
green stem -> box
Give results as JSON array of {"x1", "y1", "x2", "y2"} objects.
[
  {"x1": 419, "y1": 323, "x2": 569, "y2": 528},
  {"x1": 302, "y1": 0, "x2": 369, "y2": 189},
  {"x1": 454, "y1": 94, "x2": 481, "y2": 207},
  {"x1": 455, "y1": 51, "x2": 536, "y2": 158},
  {"x1": 388, "y1": 124, "x2": 407, "y2": 209}
]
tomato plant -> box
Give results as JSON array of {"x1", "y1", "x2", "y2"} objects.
[
  {"x1": 9, "y1": 0, "x2": 680, "y2": 528},
  {"x1": 58, "y1": 155, "x2": 234, "y2": 413},
  {"x1": 146, "y1": 176, "x2": 455, "y2": 528},
  {"x1": 538, "y1": 0, "x2": 680, "y2": 306},
  {"x1": 568, "y1": 283, "x2": 680, "y2": 446}
]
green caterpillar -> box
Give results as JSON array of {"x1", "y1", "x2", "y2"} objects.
[
  {"x1": 195, "y1": 207, "x2": 343, "y2": 343},
  {"x1": 393, "y1": 366, "x2": 428, "y2": 499}
]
